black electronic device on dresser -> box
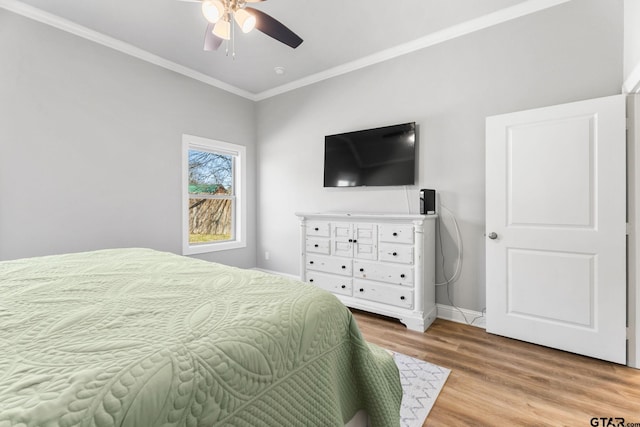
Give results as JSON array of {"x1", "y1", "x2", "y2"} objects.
[{"x1": 420, "y1": 189, "x2": 436, "y2": 215}]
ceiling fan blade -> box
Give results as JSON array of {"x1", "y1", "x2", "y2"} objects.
[
  {"x1": 245, "y1": 7, "x2": 303, "y2": 49},
  {"x1": 204, "y1": 23, "x2": 223, "y2": 51}
]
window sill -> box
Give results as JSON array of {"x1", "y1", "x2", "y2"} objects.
[{"x1": 183, "y1": 240, "x2": 246, "y2": 255}]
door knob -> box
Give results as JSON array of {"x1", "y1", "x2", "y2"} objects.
[{"x1": 488, "y1": 232, "x2": 498, "y2": 240}]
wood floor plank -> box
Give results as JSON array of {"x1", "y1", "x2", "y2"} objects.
[{"x1": 351, "y1": 309, "x2": 640, "y2": 426}]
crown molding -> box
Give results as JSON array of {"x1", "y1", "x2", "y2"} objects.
[
  {"x1": 0, "y1": 0, "x2": 257, "y2": 100},
  {"x1": 254, "y1": 0, "x2": 572, "y2": 100},
  {"x1": 1, "y1": 0, "x2": 571, "y2": 102}
]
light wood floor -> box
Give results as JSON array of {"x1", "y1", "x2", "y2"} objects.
[{"x1": 351, "y1": 309, "x2": 640, "y2": 427}]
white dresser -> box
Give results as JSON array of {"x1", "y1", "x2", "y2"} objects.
[{"x1": 296, "y1": 212, "x2": 437, "y2": 332}]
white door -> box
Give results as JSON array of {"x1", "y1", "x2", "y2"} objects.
[{"x1": 486, "y1": 94, "x2": 626, "y2": 364}]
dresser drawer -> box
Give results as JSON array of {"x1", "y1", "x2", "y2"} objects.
[
  {"x1": 306, "y1": 221, "x2": 331, "y2": 237},
  {"x1": 354, "y1": 242, "x2": 377, "y2": 260},
  {"x1": 332, "y1": 223, "x2": 352, "y2": 240},
  {"x1": 353, "y1": 260, "x2": 413, "y2": 286},
  {"x1": 333, "y1": 240, "x2": 353, "y2": 258},
  {"x1": 306, "y1": 272, "x2": 352, "y2": 296},
  {"x1": 379, "y1": 224, "x2": 414, "y2": 244},
  {"x1": 306, "y1": 255, "x2": 352, "y2": 276},
  {"x1": 378, "y1": 243, "x2": 414, "y2": 264},
  {"x1": 353, "y1": 279, "x2": 414, "y2": 309},
  {"x1": 354, "y1": 223, "x2": 377, "y2": 244},
  {"x1": 306, "y1": 238, "x2": 330, "y2": 255}
]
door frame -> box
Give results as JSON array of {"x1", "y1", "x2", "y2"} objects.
[{"x1": 628, "y1": 94, "x2": 640, "y2": 368}]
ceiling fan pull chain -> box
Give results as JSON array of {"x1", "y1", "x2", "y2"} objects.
[
  {"x1": 232, "y1": 13, "x2": 236, "y2": 60},
  {"x1": 225, "y1": 11, "x2": 235, "y2": 56}
]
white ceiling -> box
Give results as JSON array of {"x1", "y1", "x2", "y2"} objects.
[{"x1": 2, "y1": 0, "x2": 565, "y2": 99}]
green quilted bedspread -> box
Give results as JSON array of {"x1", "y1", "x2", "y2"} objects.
[{"x1": 0, "y1": 248, "x2": 401, "y2": 426}]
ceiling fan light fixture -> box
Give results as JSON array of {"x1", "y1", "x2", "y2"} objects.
[
  {"x1": 201, "y1": 0, "x2": 225, "y2": 23},
  {"x1": 212, "y1": 18, "x2": 231, "y2": 40},
  {"x1": 234, "y1": 9, "x2": 256, "y2": 33}
]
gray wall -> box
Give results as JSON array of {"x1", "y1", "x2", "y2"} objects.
[
  {"x1": 0, "y1": 1, "x2": 625, "y2": 311},
  {"x1": 255, "y1": 0, "x2": 623, "y2": 312},
  {"x1": 0, "y1": 10, "x2": 257, "y2": 268}
]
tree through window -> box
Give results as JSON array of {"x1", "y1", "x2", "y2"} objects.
[
  {"x1": 182, "y1": 135, "x2": 246, "y2": 254},
  {"x1": 189, "y1": 150, "x2": 233, "y2": 243}
]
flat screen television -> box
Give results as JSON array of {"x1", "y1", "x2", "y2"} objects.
[{"x1": 323, "y1": 122, "x2": 416, "y2": 187}]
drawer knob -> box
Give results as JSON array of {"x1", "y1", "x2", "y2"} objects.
[
  {"x1": 393, "y1": 232, "x2": 398, "y2": 236},
  {"x1": 359, "y1": 268, "x2": 364, "y2": 272},
  {"x1": 359, "y1": 288, "x2": 364, "y2": 292},
  {"x1": 309, "y1": 279, "x2": 314, "y2": 283},
  {"x1": 341, "y1": 265, "x2": 346, "y2": 269},
  {"x1": 400, "y1": 296, "x2": 405, "y2": 300},
  {"x1": 341, "y1": 285, "x2": 346, "y2": 289},
  {"x1": 309, "y1": 261, "x2": 314, "y2": 264},
  {"x1": 348, "y1": 239, "x2": 353, "y2": 243},
  {"x1": 353, "y1": 239, "x2": 358, "y2": 243},
  {"x1": 314, "y1": 227, "x2": 319, "y2": 231},
  {"x1": 392, "y1": 252, "x2": 398, "y2": 256},
  {"x1": 314, "y1": 244, "x2": 319, "y2": 247},
  {"x1": 400, "y1": 274, "x2": 405, "y2": 278}
]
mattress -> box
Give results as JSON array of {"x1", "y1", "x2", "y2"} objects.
[{"x1": 0, "y1": 248, "x2": 401, "y2": 426}]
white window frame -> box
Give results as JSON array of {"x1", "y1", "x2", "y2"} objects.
[{"x1": 182, "y1": 134, "x2": 247, "y2": 255}]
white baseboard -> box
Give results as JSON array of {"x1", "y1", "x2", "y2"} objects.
[
  {"x1": 436, "y1": 303, "x2": 486, "y2": 329},
  {"x1": 251, "y1": 268, "x2": 487, "y2": 329},
  {"x1": 251, "y1": 267, "x2": 301, "y2": 281}
]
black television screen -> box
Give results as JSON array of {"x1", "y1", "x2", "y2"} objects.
[{"x1": 323, "y1": 122, "x2": 416, "y2": 187}]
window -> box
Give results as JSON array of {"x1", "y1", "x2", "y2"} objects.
[{"x1": 182, "y1": 135, "x2": 246, "y2": 254}]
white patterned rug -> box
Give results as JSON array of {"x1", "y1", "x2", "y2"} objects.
[{"x1": 393, "y1": 352, "x2": 451, "y2": 427}]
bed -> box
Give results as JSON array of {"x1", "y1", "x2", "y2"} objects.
[{"x1": 0, "y1": 248, "x2": 401, "y2": 426}]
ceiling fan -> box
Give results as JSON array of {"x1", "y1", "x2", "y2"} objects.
[{"x1": 183, "y1": 0, "x2": 303, "y2": 54}]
